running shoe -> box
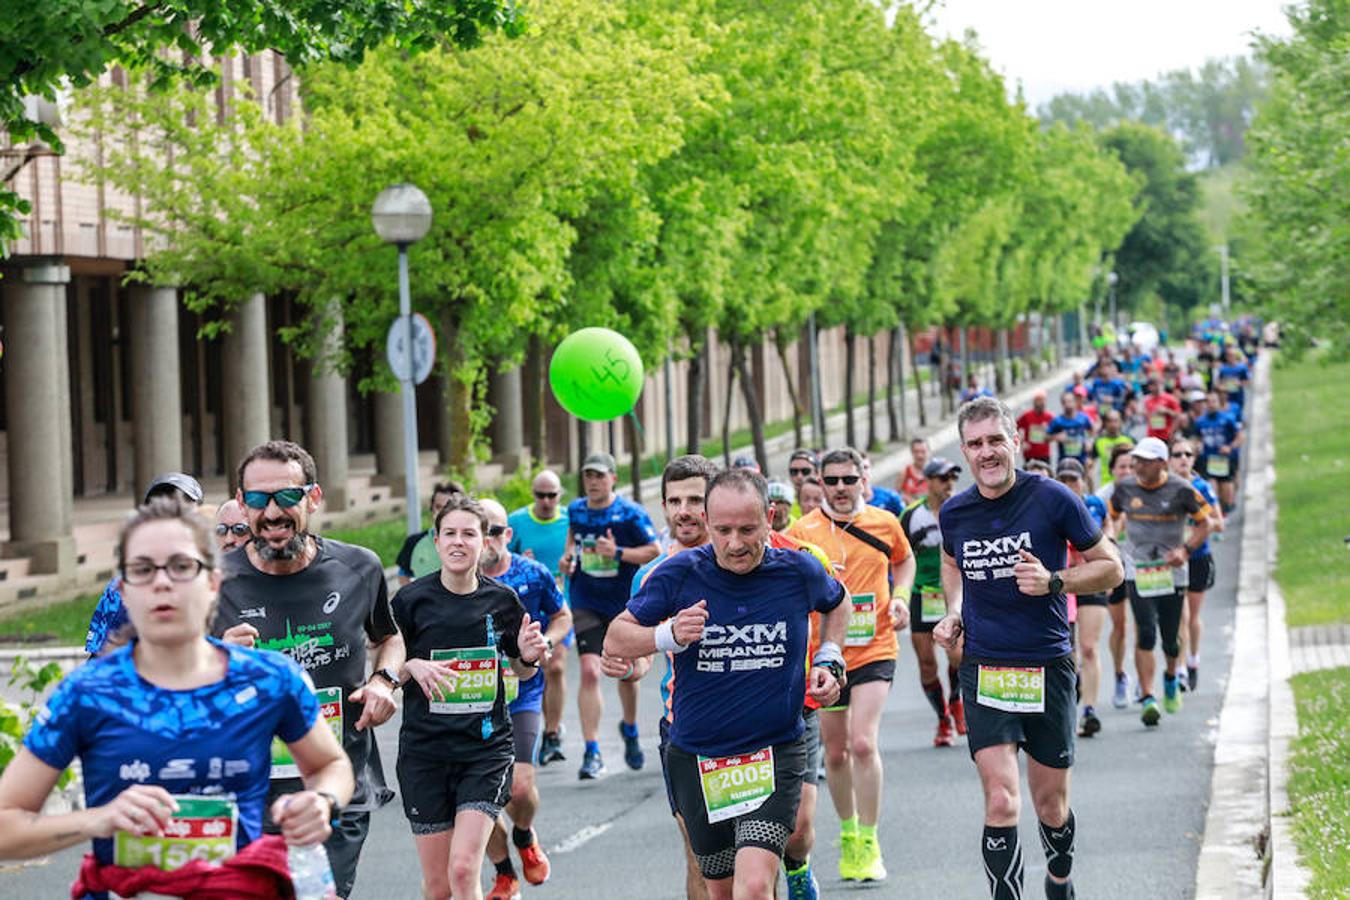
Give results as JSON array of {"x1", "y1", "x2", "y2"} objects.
[
  {"x1": 934, "y1": 715, "x2": 955, "y2": 747},
  {"x1": 838, "y1": 831, "x2": 861, "y2": 881},
  {"x1": 488, "y1": 873, "x2": 521, "y2": 900},
  {"x1": 1077, "y1": 706, "x2": 1101, "y2": 738},
  {"x1": 1176, "y1": 668, "x2": 1190, "y2": 693},
  {"x1": 537, "y1": 731, "x2": 565, "y2": 766},
  {"x1": 1141, "y1": 696, "x2": 1161, "y2": 727},
  {"x1": 1163, "y1": 678, "x2": 1183, "y2": 714},
  {"x1": 855, "y1": 832, "x2": 887, "y2": 882},
  {"x1": 518, "y1": 838, "x2": 550, "y2": 885},
  {"x1": 785, "y1": 860, "x2": 820, "y2": 900},
  {"x1": 578, "y1": 748, "x2": 605, "y2": 780},
  {"x1": 949, "y1": 697, "x2": 967, "y2": 735},
  {"x1": 1112, "y1": 672, "x2": 1130, "y2": 709},
  {"x1": 620, "y1": 722, "x2": 645, "y2": 770},
  {"x1": 1188, "y1": 665, "x2": 1199, "y2": 692}
]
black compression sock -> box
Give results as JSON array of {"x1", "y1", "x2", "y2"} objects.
[
  {"x1": 982, "y1": 825, "x2": 1022, "y2": 899},
  {"x1": 948, "y1": 667, "x2": 961, "y2": 697},
  {"x1": 922, "y1": 679, "x2": 947, "y2": 719},
  {"x1": 1045, "y1": 873, "x2": 1076, "y2": 899},
  {"x1": 494, "y1": 857, "x2": 516, "y2": 877},
  {"x1": 512, "y1": 826, "x2": 534, "y2": 849},
  {"x1": 783, "y1": 853, "x2": 807, "y2": 872},
  {"x1": 1039, "y1": 809, "x2": 1076, "y2": 879}
]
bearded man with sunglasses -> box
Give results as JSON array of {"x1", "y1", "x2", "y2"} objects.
[
  {"x1": 215, "y1": 439, "x2": 405, "y2": 899},
  {"x1": 787, "y1": 447, "x2": 914, "y2": 883}
]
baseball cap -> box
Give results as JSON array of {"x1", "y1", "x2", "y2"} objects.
[
  {"x1": 766, "y1": 481, "x2": 793, "y2": 503},
  {"x1": 923, "y1": 458, "x2": 961, "y2": 479},
  {"x1": 1055, "y1": 458, "x2": 1086, "y2": 479},
  {"x1": 581, "y1": 452, "x2": 616, "y2": 474},
  {"x1": 788, "y1": 449, "x2": 818, "y2": 467},
  {"x1": 731, "y1": 454, "x2": 761, "y2": 473},
  {"x1": 1186, "y1": 389, "x2": 1207, "y2": 402},
  {"x1": 143, "y1": 472, "x2": 204, "y2": 505},
  {"x1": 1130, "y1": 437, "x2": 1168, "y2": 461}
]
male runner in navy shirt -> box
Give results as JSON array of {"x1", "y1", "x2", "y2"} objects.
[{"x1": 934, "y1": 397, "x2": 1122, "y2": 900}]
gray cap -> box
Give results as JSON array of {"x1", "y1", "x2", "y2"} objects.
[
  {"x1": 144, "y1": 472, "x2": 204, "y2": 505},
  {"x1": 923, "y1": 458, "x2": 961, "y2": 479},
  {"x1": 581, "y1": 452, "x2": 617, "y2": 474},
  {"x1": 1055, "y1": 458, "x2": 1086, "y2": 479},
  {"x1": 731, "y1": 454, "x2": 761, "y2": 472}
]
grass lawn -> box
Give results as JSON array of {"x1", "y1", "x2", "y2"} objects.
[
  {"x1": 0, "y1": 593, "x2": 99, "y2": 646},
  {"x1": 1270, "y1": 352, "x2": 1350, "y2": 627},
  {"x1": 326, "y1": 517, "x2": 419, "y2": 570},
  {"x1": 1287, "y1": 666, "x2": 1350, "y2": 898}
]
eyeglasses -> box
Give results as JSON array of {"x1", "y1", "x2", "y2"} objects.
[
  {"x1": 1170, "y1": 451, "x2": 1194, "y2": 458},
  {"x1": 241, "y1": 484, "x2": 315, "y2": 510},
  {"x1": 533, "y1": 491, "x2": 559, "y2": 500},
  {"x1": 122, "y1": 555, "x2": 208, "y2": 586},
  {"x1": 788, "y1": 467, "x2": 814, "y2": 477},
  {"x1": 486, "y1": 524, "x2": 507, "y2": 537},
  {"x1": 821, "y1": 475, "x2": 861, "y2": 486},
  {"x1": 215, "y1": 523, "x2": 250, "y2": 537}
]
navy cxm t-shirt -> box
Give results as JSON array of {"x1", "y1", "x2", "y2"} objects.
[{"x1": 940, "y1": 472, "x2": 1102, "y2": 661}]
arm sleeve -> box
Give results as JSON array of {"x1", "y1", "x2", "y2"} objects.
[
  {"x1": 22, "y1": 677, "x2": 82, "y2": 772},
  {"x1": 275, "y1": 661, "x2": 321, "y2": 744},
  {"x1": 627, "y1": 560, "x2": 680, "y2": 626}
]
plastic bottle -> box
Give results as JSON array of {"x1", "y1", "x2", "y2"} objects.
[{"x1": 288, "y1": 842, "x2": 337, "y2": 900}]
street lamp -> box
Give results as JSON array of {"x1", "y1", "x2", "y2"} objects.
[{"x1": 372, "y1": 183, "x2": 433, "y2": 537}]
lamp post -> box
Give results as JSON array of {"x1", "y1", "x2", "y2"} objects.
[
  {"x1": 1214, "y1": 244, "x2": 1230, "y2": 312},
  {"x1": 372, "y1": 183, "x2": 433, "y2": 537}
]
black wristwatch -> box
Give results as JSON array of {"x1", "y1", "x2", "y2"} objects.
[
  {"x1": 316, "y1": 790, "x2": 342, "y2": 828},
  {"x1": 820, "y1": 659, "x2": 846, "y2": 683},
  {"x1": 371, "y1": 667, "x2": 400, "y2": 689},
  {"x1": 1048, "y1": 571, "x2": 1064, "y2": 595}
]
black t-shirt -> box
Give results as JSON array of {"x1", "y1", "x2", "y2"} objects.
[
  {"x1": 214, "y1": 538, "x2": 398, "y2": 810},
  {"x1": 392, "y1": 574, "x2": 526, "y2": 757}
]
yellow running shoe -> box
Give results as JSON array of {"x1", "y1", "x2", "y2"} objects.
[
  {"x1": 838, "y1": 830, "x2": 862, "y2": 881},
  {"x1": 856, "y1": 832, "x2": 888, "y2": 882}
]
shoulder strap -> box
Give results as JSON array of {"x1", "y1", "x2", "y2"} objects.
[{"x1": 842, "y1": 521, "x2": 892, "y2": 559}]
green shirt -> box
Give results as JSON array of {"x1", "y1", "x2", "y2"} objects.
[
  {"x1": 900, "y1": 498, "x2": 943, "y2": 590},
  {"x1": 1093, "y1": 434, "x2": 1134, "y2": 486}
]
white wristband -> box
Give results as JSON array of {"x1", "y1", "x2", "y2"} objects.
[
  {"x1": 655, "y1": 619, "x2": 687, "y2": 654},
  {"x1": 812, "y1": 641, "x2": 844, "y2": 669}
]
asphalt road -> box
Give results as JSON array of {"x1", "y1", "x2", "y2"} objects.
[{"x1": 3, "y1": 401, "x2": 1245, "y2": 899}]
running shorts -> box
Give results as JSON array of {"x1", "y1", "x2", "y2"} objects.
[
  {"x1": 511, "y1": 710, "x2": 543, "y2": 766},
  {"x1": 1187, "y1": 553, "x2": 1216, "y2": 593},
  {"x1": 667, "y1": 732, "x2": 809, "y2": 881},
  {"x1": 960, "y1": 654, "x2": 1076, "y2": 769},
  {"x1": 909, "y1": 587, "x2": 947, "y2": 635},
  {"x1": 800, "y1": 708, "x2": 822, "y2": 786},
  {"x1": 659, "y1": 716, "x2": 679, "y2": 816},
  {"x1": 571, "y1": 607, "x2": 615, "y2": 656},
  {"x1": 825, "y1": 658, "x2": 896, "y2": 710},
  {"x1": 1076, "y1": 592, "x2": 1110, "y2": 608},
  {"x1": 1108, "y1": 581, "x2": 1130, "y2": 606},
  {"x1": 396, "y1": 743, "x2": 513, "y2": 835}
]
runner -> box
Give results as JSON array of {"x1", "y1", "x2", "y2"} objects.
[
  {"x1": 787, "y1": 450, "x2": 819, "y2": 519},
  {"x1": 933, "y1": 396, "x2": 1123, "y2": 900},
  {"x1": 1106, "y1": 437, "x2": 1214, "y2": 726},
  {"x1": 560, "y1": 451, "x2": 661, "y2": 780},
  {"x1": 605, "y1": 468, "x2": 849, "y2": 900},
  {"x1": 1016, "y1": 390, "x2": 1055, "y2": 467},
  {"x1": 214, "y1": 498, "x2": 251, "y2": 553},
  {"x1": 1142, "y1": 375, "x2": 1182, "y2": 442},
  {"x1": 214, "y1": 440, "x2": 404, "y2": 899},
  {"x1": 392, "y1": 494, "x2": 549, "y2": 900},
  {"x1": 1216, "y1": 344, "x2": 1252, "y2": 420},
  {"x1": 1055, "y1": 459, "x2": 1109, "y2": 737},
  {"x1": 1168, "y1": 437, "x2": 1225, "y2": 692},
  {"x1": 1096, "y1": 445, "x2": 1136, "y2": 709},
  {"x1": 861, "y1": 452, "x2": 905, "y2": 519},
  {"x1": 1087, "y1": 359, "x2": 1130, "y2": 414},
  {"x1": 0, "y1": 498, "x2": 354, "y2": 897},
  {"x1": 507, "y1": 470, "x2": 572, "y2": 767},
  {"x1": 396, "y1": 482, "x2": 466, "y2": 585},
  {"x1": 478, "y1": 499, "x2": 573, "y2": 899},
  {"x1": 900, "y1": 458, "x2": 965, "y2": 747},
  {"x1": 1047, "y1": 391, "x2": 1093, "y2": 468},
  {"x1": 897, "y1": 438, "x2": 931, "y2": 504},
  {"x1": 797, "y1": 475, "x2": 826, "y2": 519},
  {"x1": 767, "y1": 481, "x2": 795, "y2": 532},
  {"x1": 1194, "y1": 389, "x2": 1244, "y2": 513},
  {"x1": 1090, "y1": 408, "x2": 1134, "y2": 489},
  {"x1": 787, "y1": 447, "x2": 913, "y2": 882}
]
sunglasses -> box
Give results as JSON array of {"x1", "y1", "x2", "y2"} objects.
[
  {"x1": 533, "y1": 491, "x2": 559, "y2": 500},
  {"x1": 215, "y1": 523, "x2": 250, "y2": 537},
  {"x1": 788, "y1": 467, "x2": 814, "y2": 477},
  {"x1": 1171, "y1": 451, "x2": 1195, "y2": 458},
  {"x1": 241, "y1": 484, "x2": 315, "y2": 510},
  {"x1": 486, "y1": 524, "x2": 507, "y2": 537},
  {"x1": 821, "y1": 475, "x2": 861, "y2": 486},
  {"x1": 122, "y1": 555, "x2": 208, "y2": 586}
]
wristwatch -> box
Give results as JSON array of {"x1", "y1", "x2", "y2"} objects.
[
  {"x1": 1047, "y1": 571, "x2": 1064, "y2": 595},
  {"x1": 315, "y1": 790, "x2": 342, "y2": 828},
  {"x1": 370, "y1": 667, "x2": 400, "y2": 689},
  {"x1": 819, "y1": 659, "x2": 846, "y2": 683}
]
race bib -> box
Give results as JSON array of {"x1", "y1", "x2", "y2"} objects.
[
  {"x1": 1206, "y1": 455, "x2": 1231, "y2": 478},
  {"x1": 580, "y1": 536, "x2": 619, "y2": 578},
  {"x1": 502, "y1": 655, "x2": 520, "y2": 706},
  {"x1": 976, "y1": 665, "x2": 1045, "y2": 713},
  {"x1": 1028, "y1": 425, "x2": 1047, "y2": 444},
  {"x1": 113, "y1": 796, "x2": 237, "y2": 871},
  {"x1": 919, "y1": 587, "x2": 946, "y2": 624},
  {"x1": 429, "y1": 647, "x2": 499, "y2": 714},
  {"x1": 272, "y1": 686, "x2": 342, "y2": 780},
  {"x1": 1135, "y1": 560, "x2": 1175, "y2": 598},
  {"x1": 1221, "y1": 377, "x2": 1239, "y2": 392},
  {"x1": 1063, "y1": 437, "x2": 1083, "y2": 458},
  {"x1": 846, "y1": 593, "x2": 877, "y2": 646},
  {"x1": 698, "y1": 748, "x2": 775, "y2": 824},
  {"x1": 1149, "y1": 413, "x2": 1168, "y2": 431}
]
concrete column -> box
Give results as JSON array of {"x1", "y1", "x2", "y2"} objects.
[
  {"x1": 221, "y1": 292, "x2": 271, "y2": 491},
  {"x1": 489, "y1": 364, "x2": 524, "y2": 471},
  {"x1": 306, "y1": 312, "x2": 350, "y2": 510},
  {"x1": 372, "y1": 390, "x2": 405, "y2": 495},
  {"x1": 128, "y1": 284, "x2": 184, "y2": 493},
  {"x1": 2, "y1": 259, "x2": 75, "y2": 575}
]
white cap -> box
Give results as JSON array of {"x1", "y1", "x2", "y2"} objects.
[{"x1": 1130, "y1": 436, "x2": 1169, "y2": 461}]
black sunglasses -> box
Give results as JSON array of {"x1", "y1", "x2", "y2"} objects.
[
  {"x1": 822, "y1": 475, "x2": 861, "y2": 486},
  {"x1": 533, "y1": 491, "x2": 559, "y2": 499},
  {"x1": 486, "y1": 524, "x2": 507, "y2": 537},
  {"x1": 1171, "y1": 450, "x2": 1195, "y2": 458},
  {"x1": 215, "y1": 523, "x2": 250, "y2": 537},
  {"x1": 788, "y1": 467, "x2": 814, "y2": 477}
]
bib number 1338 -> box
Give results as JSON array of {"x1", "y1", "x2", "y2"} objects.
[{"x1": 976, "y1": 665, "x2": 1045, "y2": 713}]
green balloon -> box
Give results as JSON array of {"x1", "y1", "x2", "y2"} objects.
[{"x1": 549, "y1": 328, "x2": 645, "y2": 421}]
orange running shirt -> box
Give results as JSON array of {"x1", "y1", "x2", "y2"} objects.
[{"x1": 787, "y1": 506, "x2": 911, "y2": 669}]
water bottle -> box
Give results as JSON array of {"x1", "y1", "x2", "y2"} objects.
[{"x1": 288, "y1": 842, "x2": 337, "y2": 900}]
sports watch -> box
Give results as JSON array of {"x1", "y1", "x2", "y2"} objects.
[{"x1": 1047, "y1": 571, "x2": 1064, "y2": 595}]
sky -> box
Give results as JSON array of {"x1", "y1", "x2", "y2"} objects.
[{"x1": 925, "y1": 0, "x2": 1294, "y2": 110}]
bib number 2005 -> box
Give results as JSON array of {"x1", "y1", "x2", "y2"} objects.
[{"x1": 698, "y1": 748, "x2": 775, "y2": 824}]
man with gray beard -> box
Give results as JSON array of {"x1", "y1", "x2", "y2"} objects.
[{"x1": 214, "y1": 439, "x2": 405, "y2": 899}]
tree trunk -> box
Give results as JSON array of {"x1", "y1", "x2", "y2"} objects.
[
  {"x1": 733, "y1": 343, "x2": 769, "y2": 471},
  {"x1": 721, "y1": 352, "x2": 736, "y2": 467},
  {"x1": 685, "y1": 342, "x2": 705, "y2": 455},
  {"x1": 910, "y1": 327, "x2": 928, "y2": 427},
  {"x1": 866, "y1": 334, "x2": 878, "y2": 451},
  {"x1": 440, "y1": 310, "x2": 474, "y2": 477},
  {"x1": 886, "y1": 326, "x2": 901, "y2": 443},
  {"x1": 844, "y1": 328, "x2": 857, "y2": 448},
  {"x1": 995, "y1": 328, "x2": 1010, "y2": 394},
  {"x1": 939, "y1": 327, "x2": 953, "y2": 415},
  {"x1": 625, "y1": 409, "x2": 642, "y2": 504},
  {"x1": 774, "y1": 335, "x2": 805, "y2": 450},
  {"x1": 958, "y1": 326, "x2": 970, "y2": 399},
  {"x1": 521, "y1": 334, "x2": 545, "y2": 467}
]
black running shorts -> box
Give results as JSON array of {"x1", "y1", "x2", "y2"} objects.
[
  {"x1": 396, "y1": 743, "x2": 513, "y2": 835},
  {"x1": 824, "y1": 658, "x2": 896, "y2": 710},
  {"x1": 960, "y1": 654, "x2": 1076, "y2": 769},
  {"x1": 1187, "y1": 553, "x2": 1216, "y2": 593},
  {"x1": 1076, "y1": 592, "x2": 1110, "y2": 608},
  {"x1": 571, "y1": 607, "x2": 615, "y2": 656}
]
